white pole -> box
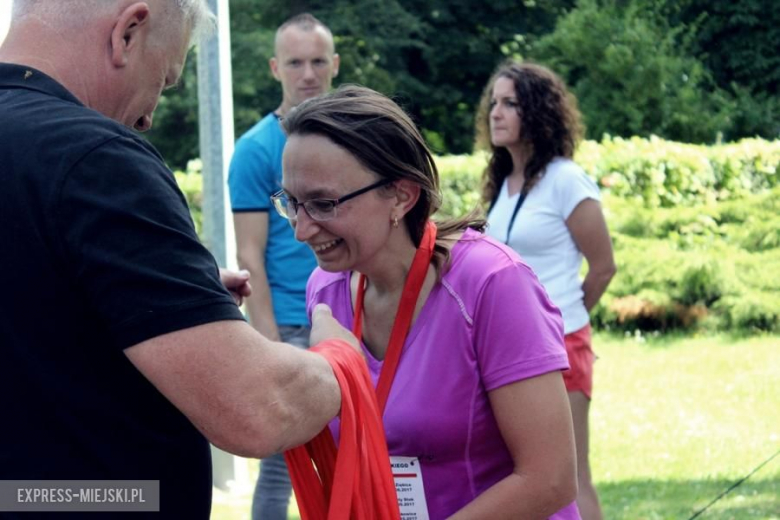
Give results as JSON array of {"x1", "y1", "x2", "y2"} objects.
[
  {"x1": 198, "y1": 0, "x2": 236, "y2": 271},
  {"x1": 197, "y1": 0, "x2": 251, "y2": 494},
  {"x1": 0, "y1": 1, "x2": 12, "y2": 44}
]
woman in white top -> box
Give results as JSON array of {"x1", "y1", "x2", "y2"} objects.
[{"x1": 477, "y1": 60, "x2": 616, "y2": 520}]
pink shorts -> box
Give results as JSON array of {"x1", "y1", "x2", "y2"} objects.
[{"x1": 562, "y1": 324, "x2": 595, "y2": 399}]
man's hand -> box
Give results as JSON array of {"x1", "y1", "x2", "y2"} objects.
[
  {"x1": 310, "y1": 304, "x2": 360, "y2": 353},
  {"x1": 219, "y1": 268, "x2": 252, "y2": 306}
]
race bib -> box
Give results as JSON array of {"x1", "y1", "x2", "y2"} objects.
[{"x1": 391, "y1": 456, "x2": 429, "y2": 520}]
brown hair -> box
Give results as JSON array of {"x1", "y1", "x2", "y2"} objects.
[
  {"x1": 282, "y1": 84, "x2": 485, "y2": 273},
  {"x1": 476, "y1": 60, "x2": 584, "y2": 208}
]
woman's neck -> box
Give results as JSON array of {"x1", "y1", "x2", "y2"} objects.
[
  {"x1": 503, "y1": 142, "x2": 533, "y2": 195},
  {"x1": 357, "y1": 230, "x2": 418, "y2": 298},
  {"x1": 505, "y1": 141, "x2": 533, "y2": 180}
]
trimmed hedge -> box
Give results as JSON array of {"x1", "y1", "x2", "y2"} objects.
[
  {"x1": 176, "y1": 138, "x2": 780, "y2": 333},
  {"x1": 577, "y1": 137, "x2": 779, "y2": 208},
  {"x1": 433, "y1": 137, "x2": 780, "y2": 333},
  {"x1": 435, "y1": 136, "x2": 780, "y2": 216}
]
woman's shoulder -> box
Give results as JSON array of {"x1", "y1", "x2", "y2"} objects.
[
  {"x1": 307, "y1": 268, "x2": 350, "y2": 301},
  {"x1": 438, "y1": 229, "x2": 545, "y2": 312},
  {"x1": 446, "y1": 229, "x2": 528, "y2": 282},
  {"x1": 545, "y1": 157, "x2": 588, "y2": 180},
  {"x1": 544, "y1": 157, "x2": 600, "y2": 198}
]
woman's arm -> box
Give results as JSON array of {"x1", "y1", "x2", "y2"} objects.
[
  {"x1": 448, "y1": 372, "x2": 578, "y2": 520},
  {"x1": 566, "y1": 199, "x2": 616, "y2": 311}
]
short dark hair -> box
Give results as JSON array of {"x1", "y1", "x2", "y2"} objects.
[
  {"x1": 277, "y1": 12, "x2": 329, "y2": 33},
  {"x1": 274, "y1": 13, "x2": 334, "y2": 54}
]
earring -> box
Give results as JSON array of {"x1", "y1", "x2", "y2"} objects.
[{"x1": 392, "y1": 217, "x2": 399, "y2": 228}]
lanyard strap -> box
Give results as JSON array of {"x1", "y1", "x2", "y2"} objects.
[
  {"x1": 488, "y1": 180, "x2": 527, "y2": 245},
  {"x1": 352, "y1": 221, "x2": 437, "y2": 414},
  {"x1": 505, "y1": 191, "x2": 526, "y2": 244}
]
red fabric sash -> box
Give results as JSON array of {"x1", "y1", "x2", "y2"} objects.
[
  {"x1": 284, "y1": 340, "x2": 400, "y2": 519},
  {"x1": 285, "y1": 221, "x2": 437, "y2": 519},
  {"x1": 352, "y1": 221, "x2": 437, "y2": 414}
]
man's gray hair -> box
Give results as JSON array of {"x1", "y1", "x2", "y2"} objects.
[
  {"x1": 175, "y1": 0, "x2": 216, "y2": 43},
  {"x1": 12, "y1": 0, "x2": 215, "y2": 43}
]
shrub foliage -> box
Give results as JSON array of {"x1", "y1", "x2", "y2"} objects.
[{"x1": 176, "y1": 138, "x2": 780, "y2": 333}]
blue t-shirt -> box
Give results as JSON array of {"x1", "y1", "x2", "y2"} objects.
[{"x1": 228, "y1": 113, "x2": 317, "y2": 325}]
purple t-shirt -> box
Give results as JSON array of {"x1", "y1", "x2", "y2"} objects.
[{"x1": 307, "y1": 229, "x2": 580, "y2": 520}]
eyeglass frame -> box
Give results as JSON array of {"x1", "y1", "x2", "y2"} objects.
[{"x1": 270, "y1": 178, "x2": 394, "y2": 222}]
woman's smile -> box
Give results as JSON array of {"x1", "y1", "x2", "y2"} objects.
[{"x1": 310, "y1": 238, "x2": 343, "y2": 254}]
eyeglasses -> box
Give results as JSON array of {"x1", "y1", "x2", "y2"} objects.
[{"x1": 271, "y1": 178, "x2": 393, "y2": 222}]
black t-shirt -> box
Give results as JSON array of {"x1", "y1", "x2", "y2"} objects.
[{"x1": 0, "y1": 64, "x2": 245, "y2": 518}]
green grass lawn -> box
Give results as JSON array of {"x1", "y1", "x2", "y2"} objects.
[
  {"x1": 592, "y1": 333, "x2": 779, "y2": 519},
  {"x1": 210, "y1": 333, "x2": 780, "y2": 520}
]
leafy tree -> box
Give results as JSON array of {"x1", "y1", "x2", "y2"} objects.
[
  {"x1": 143, "y1": 55, "x2": 201, "y2": 170},
  {"x1": 327, "y1": 0, "x2": 573, "y2": 153},
  {"x1": 144, "y1": 0, "x2": 286, "y2": 170},
  {"x1": 663, "y1": 0, "x2": 779, "y2": 94},
  {"x1": 662, "y1": 0, "x2": 780, "y2": 139},
  {"x1": 146, "y1": 0, "x2": 776, "y2": 168},
  {"x1": 530, "y1": 0, "x2": 730, "y2": 143},
  {"x1": 146, "y1": 0, "x2": 573, "y2": 167}
]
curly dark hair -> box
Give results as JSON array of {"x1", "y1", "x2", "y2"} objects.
[{"x1": 476, "y1": 60, "x2": 584, "y2": 208}]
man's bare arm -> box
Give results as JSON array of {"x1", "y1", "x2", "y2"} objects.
[
  {"x1": 234, "y1": 212, "x2": 281, "y2": 340},
  {"x1": 124, "y1": 305, "x2": 355, "y2": 458}
]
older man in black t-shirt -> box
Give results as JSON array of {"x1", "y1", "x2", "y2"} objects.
[{"x1": 0, "y1": 1, "x2": 355, "y2": 518}]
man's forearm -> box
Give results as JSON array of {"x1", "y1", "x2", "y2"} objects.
[
  {"x1": 244, "y1": 341, "x2": 341, "y2": 454},
  {"x1": 126, "y1": 320, "x2": 341, "y2": 459}
]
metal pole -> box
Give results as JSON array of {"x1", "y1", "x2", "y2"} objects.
[
  {"x1": 198, "y1": 0, "x2": 236, "y2": 270},
  {"x1": 196, "y1": 0, "x2": 250, "y2": 493},
  {"x1": 0, "y1": 2, "x2": 12, "y2": 44}
]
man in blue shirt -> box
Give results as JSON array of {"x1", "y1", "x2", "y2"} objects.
[{"x1": 227, "y1": 13, "x2": 340, "y2": 520}]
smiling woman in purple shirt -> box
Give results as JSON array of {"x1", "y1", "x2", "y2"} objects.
[{"x1": 274, "y1": 85, "x2": 581, "y2": 520}]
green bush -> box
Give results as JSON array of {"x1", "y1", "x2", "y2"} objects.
[
  {"x1": 173, "y1": 159, "x2": 204, "y2": 237},
  {"x1": 436, "y1": 153, "x2": 485, "y2": 219},
  {"x1": 434, "y1": 136, "x2": 780, "y2": 211},
  {"x1": 578, "y1": 136, "x2": 780, "y2": 208},
  {"x1": 716, "y1": 290, "x2": 780, "y2": 333},
  {"x1": 433, "y1": 140, "x2": 779, "y2": 333},
  {"x1": 600, "y1": 193, "x2": 780, "y2": 333},
  {"x1": 677, "y1": 261, "x2": 725, "y2": 306},
  {"x1": 175, "y1": 138, "x2": 780, "y2": 334}
]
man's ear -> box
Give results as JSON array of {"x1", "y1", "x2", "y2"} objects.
[
  {"x1": 393, "y1": 179, "x2": 421, "y2": 217},
  {"x1": 269, "y1": 57, "x2": 281, "y2": 81},
  {"x1": 110, "y1": 2, "x2": 151, "y2": 68},
  {"x1": 332, "y1": 53, "x2": 340, "y2": 78}
]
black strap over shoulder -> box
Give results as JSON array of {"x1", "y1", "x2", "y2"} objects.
[
  {"x1": 504, "y1": 191, "x2": 526, "y2": 244},
  {"x1": 488, "y1": 184, "x2": 527, "y2": 245}
]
